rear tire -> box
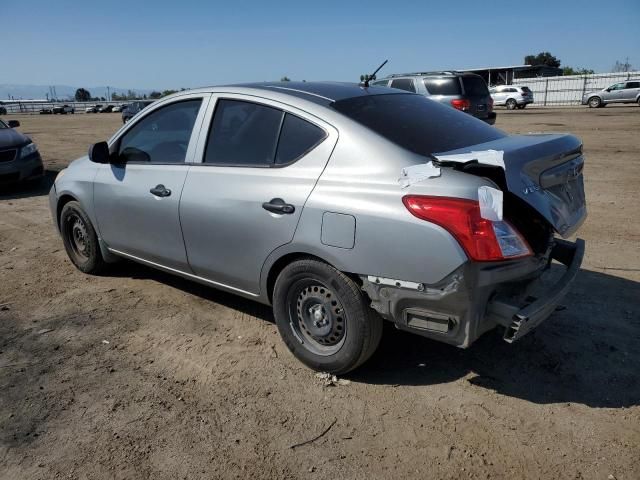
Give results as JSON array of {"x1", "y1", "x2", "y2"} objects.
[
  {"x1": 506, "y1": 98, "x2": 517, "y2": 110},
  {"x1": 273, "y1": 259, "x2": 383, "y2": 374},
  {"x1": 588, "y1": 96, "x2": 602, "y2": 108},
  {"x1": 60, "y1": 201, "x2": 106, "y2": 274}
]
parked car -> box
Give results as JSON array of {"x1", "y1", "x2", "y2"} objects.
[
  {"x1": 490, "y1": 85, "x2": 533, "y2": 109},
  {"x1": 0, "y1": 118, "x2": 44, "y2": 185},
  {"x1": 112, "y1": 104, "x2": 127, "y2": 112},
  {"x1": 373, "y1": 71, "x2": 496, "y2": 124},
  {"x1": 582, "y1": 80, "x2": 640, "y2": 107},
  {"x1": 85, "y1": 105, "x2": 102, "y2": 113},
  {"x1": 0, "y1": 106, "x2": 7, "y2": 115},
  {"x1": 121, "y1": 100, "x2": 154, "y2": 123},
  {"x1": 53, "y1": 104, "x2": 75, "y2": 114},
  {"x1": 39, "y1": 107, "x2": 53, "y2": 114},
  {"x1": 98, "y1": 105, "x2": 115, "y2": 113},
  {"x1": 50, "y1": 82, "x2": 585, "y2": 373}
]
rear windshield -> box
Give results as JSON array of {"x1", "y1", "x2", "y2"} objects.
[
  {"x1": 462, "y1": 76, "x2": 489, "y2": 96},
  {"x1": 423, "y1": 78, "x2": 461, "y2": 95},
  {"x1": 521, "y1": 86, "x2": 532, "y2": 93},
  {"x1": 331, "y1": 94, "x2": 505, "y2": 156}
]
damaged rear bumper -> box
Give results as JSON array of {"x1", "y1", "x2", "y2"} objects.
[
  {"x1": 361, "y1": 238, "x2": 584, "y2": 348},
  {"x1": 486, "y1": 238, "x2": 584, "y2": 343}
]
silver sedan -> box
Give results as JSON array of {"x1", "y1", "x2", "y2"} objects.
[{"x1": 50, "y1": 82, "x2": 586, "y2": 373}]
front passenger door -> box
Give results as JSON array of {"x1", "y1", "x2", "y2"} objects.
[{"x1": 94, "y1": 95, "x2": 209, "y2": 271}]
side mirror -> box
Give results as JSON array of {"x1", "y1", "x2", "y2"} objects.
[
  {"x1": 88, "y1": 141, "x2": 111, "y2": 164},
  {"x1": 8, "y1": 120, "x2": 20, "y2": 128}
]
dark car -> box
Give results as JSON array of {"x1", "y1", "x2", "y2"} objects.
[
  {"x1": 373, "y1": 71, "x2": 496, "y2": 125},
  {"x1": 122, "y1": 100, "x2": 154, "y2": 123},
  {"x1": 39, "y1": 107, "x2": 53, "y2": 114},
  {"x1": 52, "y1": 105, "x2": 75, "y2": 114},
  {"x1": 0, "y1": 106, "x2": 7, "y2": 115},
  {"x1": 0, "y1": 119, "x2": 44, "y2": 185}
]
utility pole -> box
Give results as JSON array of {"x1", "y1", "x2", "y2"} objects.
[{"x1": 107, "y1": 86, "x2": 111, "y2": 101}]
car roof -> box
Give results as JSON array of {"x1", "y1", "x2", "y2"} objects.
[
  {"x1": 186, "y1": 81, "x2": 401, "y2": 107},
  {"x1": 382, "y1": 71, "x2": 481, "y2": 79}
]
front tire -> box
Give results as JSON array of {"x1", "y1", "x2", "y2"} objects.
[
  {"x1": 60, "y1": 201, "x2": 106, "y2": 274},
  {"x1": 273, "y1": 259, "x2": 382, "y2": 374},
  {"x1": 588, "y1": 96, "x2": 602, "y2": 108},
  {"x1": 506, "y1": 98, "x2": 517, "y2": 110}
]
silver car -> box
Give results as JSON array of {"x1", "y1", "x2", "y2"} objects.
[
  {"x1": 490, "y1": 85, "x2": 534, "y2": 109},
  {"x1": 582, "y1": 80, "x2": 640, "y2": 107},
  {"x1": 49, "y1": 82, "x2": 586, "y2": 373}
]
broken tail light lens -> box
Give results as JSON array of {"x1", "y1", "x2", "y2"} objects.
[
  {"x1": 451, "y1": 99, "x2": 471, "y2": 111},
  {"x1": 402, "y1": 195, "x2": 532, "y2": 262}
]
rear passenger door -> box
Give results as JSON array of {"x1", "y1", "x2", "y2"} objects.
[
  {"x1": 179, "y1": 96, "x2": 338, "y2": 295},
  {"x1": 622, "y1": 81, "x2": 640, "y2": 102}
]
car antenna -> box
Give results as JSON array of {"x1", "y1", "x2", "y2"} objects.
[{"x1": 361, "y1": 59, "x2": 388, "y2": 87}]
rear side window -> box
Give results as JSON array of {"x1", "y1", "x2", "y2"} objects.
[
  {"x1": 205, "y1": 100, "x2": 283, "y2": 166},
  {"x1": 521, "y1": 86, "x2": 532, "y2": 93},
  {"x1": 204, "y1": 99, "x2": 326, "y2": 166},
  {"x1": 332, "y1": 94, "x2": 505, "y2": 156},
  {"x1": 462, "y1": 76, "x2": 489, "y2": 96},
  {"x1": 423, "y1": 78, "x2": 461, "y2": 95},
  {"x1": 390, "y1": 79, "x2": 416, "y2": 93},
  {"x1": 626, "y1": 81, "x2": 640, "y2": 89},
  {"x1": 275, "y1": 114, "x2": 326, "y2": 165}
]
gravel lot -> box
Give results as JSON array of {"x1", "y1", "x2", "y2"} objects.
[{"x1": 1, "y1": 107, "x2": 639, "y2": 479}]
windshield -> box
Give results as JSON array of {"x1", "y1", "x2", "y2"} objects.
[
  {"x1": 462, "y1": 76, "x2": 489, "y2": 96},
  {"x1": 332, "y1": 94, "x2": 505, "y2": 156},
  {"x1": 521, "y1": 86, "x2": 532, "y2": 93}
]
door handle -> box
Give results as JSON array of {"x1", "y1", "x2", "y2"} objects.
[
  {"x1": 150, "y1": 184, "x2": 171, "y2": 197},
  {"x1": 262, "y1": 198, "x2": 295, "y2": 214}
]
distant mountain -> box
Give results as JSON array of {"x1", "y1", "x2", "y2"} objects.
[{"x1": 0, "y1": 84, "x2": 156, "y2": 101}]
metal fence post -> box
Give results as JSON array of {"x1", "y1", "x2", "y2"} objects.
[{"x1": 543, "y1": 78, "x2": 549, "y2": 106}]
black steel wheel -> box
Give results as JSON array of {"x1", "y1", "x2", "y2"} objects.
[
  {"x1": 60, "y1": 201, "x2": 106, "y2": 274},
  {"x1": 273, "y1": 259, "x2": 383, "y2": 374}
]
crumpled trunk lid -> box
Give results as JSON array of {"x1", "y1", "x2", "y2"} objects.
[{"x1": 434, "y1": 133, "x2": 587, "y2": 238}]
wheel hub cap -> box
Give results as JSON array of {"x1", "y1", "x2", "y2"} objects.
[{"x1": 295, "y1": 284, "x2": 345, "y2": 349}]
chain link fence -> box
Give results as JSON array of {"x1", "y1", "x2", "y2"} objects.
[
  {"x1": 513, "y1": 71, "x2": 640, "y2": 106},
  {"x1": 0, "y1": 101, "x2": 131, "y2": 114}
]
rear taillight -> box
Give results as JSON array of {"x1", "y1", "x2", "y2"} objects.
[
  {"x1": 402, "y1": 195, "x2": 532, "y2": 262},
  {"x1": 450, "y1": 99, "x2": 471, "y2": 111},
  {"x1": 488, "y1": 97, "x2": 494, "y2": 110}
]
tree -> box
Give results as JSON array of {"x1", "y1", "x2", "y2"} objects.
[
  {"x1": 149, "y1": 91, "x2": 162, "y2": 99},
  {"x1": 75, "y1": 88, "x2": 91, "y2": 102},
  {"x1": 280, "y1": 76, "x2": 291, "y2": 82},
  {"x1": 612, "y1": 57, "x2": 633, "y2": 73},
  {"x1": 562, "y1": 66, "x2": 595, "y2": 76},
  {"x1": 161, "y1": 89, "x2": 178, "y2": 97},
  {"x1": 524, "y1": 52, "x2": 561, "y2": 68}
]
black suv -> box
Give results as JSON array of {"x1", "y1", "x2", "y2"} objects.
[
  {"x1": 122, "y1": 100, "x2": 155, "y2": 123},
  {"x1": 373, "y1": 71, "x2": 496, "y2": 125}
]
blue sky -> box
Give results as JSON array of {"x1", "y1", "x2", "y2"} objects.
[{"x1": 4, "y1": 0, "x2": 639, "y2": 90}]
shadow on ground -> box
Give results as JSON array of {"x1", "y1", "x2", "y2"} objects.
[
  {"x1": 106, "y1": 261, "x2": 640, "y2": 409},
  {"x1": 0, "y1": 170, "x2": 56, "y2": 200},
  {"x1": 352, "y1": 268, "x2": 640, "y2": 408}
]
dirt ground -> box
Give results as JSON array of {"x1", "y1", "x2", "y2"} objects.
[{"x1": 1, "y1": 107, "x2": 638, "y2": 480}]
